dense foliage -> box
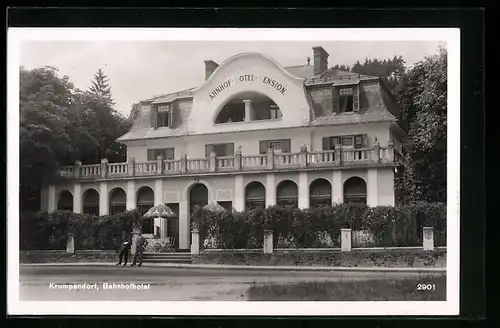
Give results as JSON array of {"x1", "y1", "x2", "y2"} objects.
[
  {"x1": 20, "y1": 67, "x2": 133, "y2": 211},
  {"x1": 20, "y1": 209, "x2": 142, "y2": 250},
  {"x1": 191, "y1": 203, "x2": 446, "y2": 249},
  {"x1": 393, "y1": 48, "x2": 447, "y2": 203}
]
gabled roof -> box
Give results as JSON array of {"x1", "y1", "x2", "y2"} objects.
[{"x1": 305, "y1": 68, "x2": 379, "y2": 87}]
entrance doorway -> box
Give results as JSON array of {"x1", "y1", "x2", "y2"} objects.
[{"x1": 189, "y1": 183, "x2": 209, "y2": 215}]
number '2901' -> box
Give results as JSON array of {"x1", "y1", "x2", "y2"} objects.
[{"x1": 417, "y1": 284, "x2": 436, "y2": 291}]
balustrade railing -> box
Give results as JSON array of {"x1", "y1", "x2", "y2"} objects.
[{"x1": 60, "y1": 145, "x2": 399, "y2": 180}]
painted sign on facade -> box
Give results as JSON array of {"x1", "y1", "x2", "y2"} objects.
[{"x1": 209, "y1": 74, "x2": 287, "y2": 100}]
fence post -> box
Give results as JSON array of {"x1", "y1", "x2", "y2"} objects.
[
  {"x1": 335, "y1": 146, "x2": 342, "y2": 165},
  {"x1": 157, "y1": 155, "x2": 163, "y2": 175},
  {"x1": 341, "y1": 228, "x2": 352, "y2": 252},
  {"x1": 266, "y1": 148, "x2": 274, "y2": 170},
  {"x1": 209, "y1": 151, "x2": 217, "y2": 172},
  {"x1": 181, "y1": 154, "x2": 188, "y2": 173},
  {"x1": 300, "y1": 145, "x2": 308, "y2": 168},
  {"x1": 372, "y1": 140, "x2": 380, "y2": 162},
  {"x1": 127, "y1": 157, "x2": 135, "y2": 177},
  {"x1": 66, "y1": 233, "x2": 75, "y2": 254},
  {"x1": 100, "y1": 158, "x2": 108, "y2": 178},
  {"x1": 387, "y1": 141, "x2": 395, "y2": 162},
  {"x1": 74, "y1": 161, "x2": 82, "y2": 180},
  {"x1": 191, "y1": 228, "x2": 200, "y2": 255},
  {"x1": 234, "y1": 148, "x2": 242, "y2": 171},
  {"x1": 264, "y1": 230, "x2": 274, "y2": 254},
  {"x1": 422, "y1": 227, "x2": 434, "y2": 250}
]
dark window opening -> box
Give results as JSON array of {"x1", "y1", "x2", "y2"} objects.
[
  {"x1": 310, "y1": 179, "x2": 332, "y2": 208},
  {"x1": 215, "y1": 102, "x2": 245, "y2": 123},
  {"x1": 57, "y1": 190, "x2": 73, "y2": 211},
  {"x1": 276, "y1": 180, "x2": 298, "y2": 208},
  {"x1": 218, "y1": 201, "x2": 233, "y2": 212},
  {"x1": 259, "y1": 139, "x2": 291, "y2": 154},
  {"x1": 245, "y1": 182, "x2": 266, "y2": 211},
  {"x1": 137, "y1": 187, "x2": 154, "y2": 234},
  {"x1": 147, "y1": 148, "x2": 175, "y2": 161},
  {"x1": 339, "y1": 87, "x2": 354, "y2": 113},
  {"x1": 205, "y1": 143, "x2": 234, "y2": 157},
  {"x1": 82, "y1": 189, "x2": 99, "y2": 216},
  {"x1": 157, "y1": 104, "x2": 173, "y2": 127},
  {"x1": 343, "y1": 177, "x2": 367, "y2": 205},
  {"x1": 109, "y1": 188, "x2": 126, "y2": 215}
]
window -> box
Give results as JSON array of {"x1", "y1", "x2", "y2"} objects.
[
  {"x1": 339, "y1": 87, "x2": 354, "y2": 113},
  {"x1": 332, "y1": 86, "x2": 359, "y2": 114},
  {"x1": 157, "y1": 103, "x2": 173, "y2": 127},
  {"x1": 269, "y1": 104, "x2": 282, "y2": 119},
  {"x1": 205, "y1": 143, "x2": 235, "y2": 157},
  {"x1": 147, "y1": 148, "x2": 174, "y2": 161},
  {"x1": 322, "y1": 137, "x2": 340, "y2": 150},
  {"x1": 259, "y1": 139, "x2": 291, "y2": 154},
  {"x1": 342, "y1": 136, "x2": 354, "y2": 147}
]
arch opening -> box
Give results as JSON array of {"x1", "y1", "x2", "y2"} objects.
[
  {"x1": 137, "y1": 186, "x2": 154, "y2": 234},
  {"x1": 109, "y1": 188, "x2": 126, "y2": 215},
  {"x1": 189, "y1": 183, "x2": 209, "y2": 215},
  {"x1": 309, "y1": 178, "x2": 332, "y2": 208},
  {"x1": 57, "y1": 190, "x2": 73, "y2": 212},
  {"x1": 215, "y1": 91, "x2": 283, "y2": 124},
  {"x1": 82, "y1": 189, "x2": 99, "y2": 216},
  {"x1": 343, "y1": 177, "x2": 367, "y2": 204},
  {"x1": 245, "y1": 181, "x2": 266, "y2": 210},
  {"x1": 276, "y1": 180, "x2": 298, "y2": 207}
]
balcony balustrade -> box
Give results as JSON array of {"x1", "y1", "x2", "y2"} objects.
[{"x1": 59, "y1": 143, "x2": 399, "y2": 181}]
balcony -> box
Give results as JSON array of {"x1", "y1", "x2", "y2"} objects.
[{"x1": 60, "y1": 144, "x2": 401, "y2": 181}]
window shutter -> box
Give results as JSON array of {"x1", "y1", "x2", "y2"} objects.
[
  {"x1": 226, "y1": 143, "x2": 235, "y2": 156},
  {"x1": 167, "y1": 107, "x2": 173, "y2": 127},
  {"x1": 331, "y1": 87, "x2": 339, "y2": 114},
  {"x1": 147, "y1": 149, "x2": 154, "y2": 161},
  {"x1": 353, "y1": 85, "x2": 360, "y2": 111},
  {"x1": 259, "y1": 141, "x2": 269, "y2": 154},
  {"x1": 282, "y1": 139, "x2": 291, "y2": 153},
  {"x1": 322, "y1": 137, "x2": 331, "y2": 150},
  {"x1": 165, "y1": 148, "x2": 175, "y2": 160},
  {"x1": 150, "y1": 106, "x2": 158, "y2": 128},
  {"x1": 205, "y1": 144, "x2": 214, "y2": 158}
]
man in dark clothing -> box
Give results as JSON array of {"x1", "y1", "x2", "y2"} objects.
[
  {"x1": 131, "y1": 234, "x2": 148, "y2": 267},
  {"x1": 116, "y1": 232, "x2": 132, "y2": 266}
]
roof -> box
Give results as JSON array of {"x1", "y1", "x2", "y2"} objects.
[
  {"x1": 284, "y1": 64, "x2": 315, "y2": 79},
  {"x1": 305, "y1": 69, "x2": 378, "y2": 87}
]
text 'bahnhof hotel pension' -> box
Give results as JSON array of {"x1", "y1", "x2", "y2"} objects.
[{"x1": 41, "y1": 46, "x2": 407, "y2": 250}]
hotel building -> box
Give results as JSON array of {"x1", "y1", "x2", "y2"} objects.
[{"x1": 42, "y1": 46, "x2": 407, "y2": 250}]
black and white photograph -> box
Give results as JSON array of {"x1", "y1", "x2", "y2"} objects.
[{"x1": 8, "y1": 27, "x2": 460, "y2": 316}]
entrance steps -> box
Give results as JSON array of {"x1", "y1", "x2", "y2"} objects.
[{"x1": 143, "y1": 252, "x2": 192, "y2": 264}]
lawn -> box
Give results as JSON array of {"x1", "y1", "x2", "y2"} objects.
[{"x1": 247, "y1": 275, "x2": 446, "y2": 301}]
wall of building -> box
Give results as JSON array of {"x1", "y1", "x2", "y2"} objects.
[
  {"x1": 359, "y1": 81, "x2": 388, "y2": 112},
  {"x1": 378, "y1": 167, "x2": 395, "y2": 206}
]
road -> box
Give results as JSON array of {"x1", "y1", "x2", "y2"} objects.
[{"x1": 19, "y1": 264, "x2": 443, "y2": 301}]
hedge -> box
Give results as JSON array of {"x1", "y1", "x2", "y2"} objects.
[
  {"x1": 20, "y1": 202, "x2": 446, "y2": 251},
  {"x1": 191, "y1": 202, "x2": 446, "y2": 249},
  {"x1": 20, "y1": 209, "x2": 142, "y2": 250}
]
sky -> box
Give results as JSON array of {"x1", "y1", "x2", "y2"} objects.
[{"x1": 20, "y1": 40, "x2": 445, "y2": 116}]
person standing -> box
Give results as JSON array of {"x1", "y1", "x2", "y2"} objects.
[
  {"x1": 131, "y1": 233, "x2": 148, "y2": 267},
  {"x1": 116, "y1": 231, "x2": 132, "y2": 266}
]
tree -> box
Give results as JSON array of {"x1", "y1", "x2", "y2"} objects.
[
  {"x1": 88, "y1": 68, "x2": 114, "y2": 105},
  {"x1": 394, "y1": 47, "x2": 447, "y2": 203},
  {"x1": 350, "y1": 56, "x2": 406, "y2": 91}
]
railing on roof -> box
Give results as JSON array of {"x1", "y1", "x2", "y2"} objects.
[{"x1": 60, "y1": 143, "x2": 399, "y2": 181}]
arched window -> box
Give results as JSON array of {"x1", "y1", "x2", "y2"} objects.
[
  {"x1": 82, "y1": 189, "x2": 99, "y2": 215},
  {"x1": 343, "y1": 177, "x2": 367, "y2": 204},
  {"x1": 276, "y1": 180, "x2": 298, "y2": 207},
  {"x1": 215, "y1": 91, "x2": 283, "y2": 124},
  {"x1": 109, "y1": 188, "x2": 126, "y2": 214},
  {"x1": 245, "y1": 181, "x2": 266, "y2": 210},
  {"x1": 137, "y1": 186, "x2": 154, "y2": 234},
  {"x1": 57, "y1": 190, "x2": 73, "y2": 211},
  {"x1": 309, "y1": 178, "x2": 332, "y2": 208}
]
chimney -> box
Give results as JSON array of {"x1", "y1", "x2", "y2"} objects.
[
  {"x1": 204, "y1": 60, "x2": 219, "y2": 80},
  {"x1": 312, "y1": 46, "x2": 329, "y2": 76}
]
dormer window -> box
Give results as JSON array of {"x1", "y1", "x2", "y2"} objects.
[
  {"x1": 157, "y1": 103, "x2": 173, "y2": 127},
  {"x1": 332, "y1": 85, "x2": 360, "y2": 114}
]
